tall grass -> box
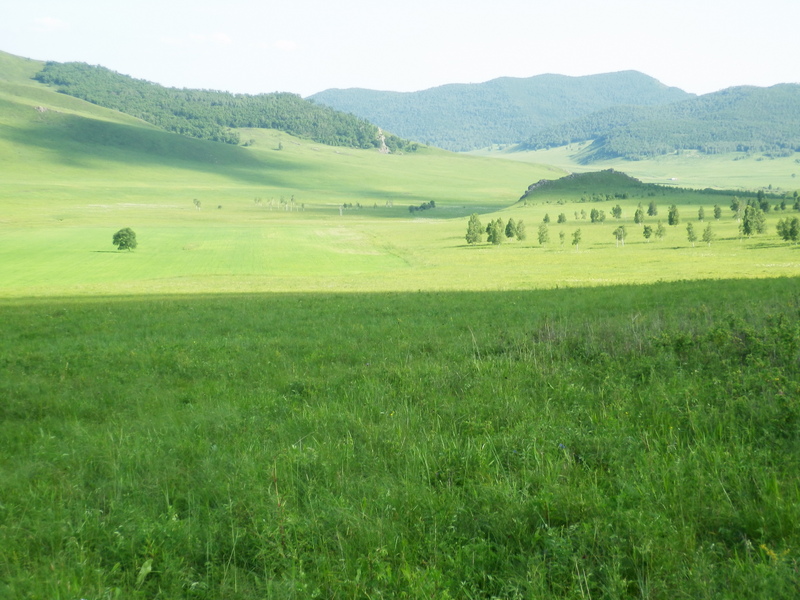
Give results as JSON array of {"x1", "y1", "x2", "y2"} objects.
[{"x1": 2, "y1": 278, "x2": 798, "y2": 598}]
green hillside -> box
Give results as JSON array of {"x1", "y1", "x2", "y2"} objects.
[
  {"x1": 518, "y1": 84, "x2": 800, "y2": 161},
  {"x1": 308, "y1": 71, "x2": 691, "y2": 151},
  {"x1": 32, "y1": 59, "x2": 417, "y2": 152}
]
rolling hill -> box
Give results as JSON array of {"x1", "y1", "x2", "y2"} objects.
[
  {"x1": 308, "y1": 71, "x2": 692, "y2": 151},
  {"x1": 29, "y1": 57, "x2": 418, "y2": 152}
]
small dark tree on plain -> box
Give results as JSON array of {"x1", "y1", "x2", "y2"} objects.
[
  {"x1": 559, "y1": 230, "x2": 566, "y2": 245},
  {"x1": 642, "y1": 225, "x2": 653, "y2": 242},
  {"x1": 647, "y1": 200, "x2": 658, "y2": 217},
  {"x1": 634, "y1": 207, "x2": 644, "y2": 224},
  {"x1": 686, "y1": 222, "x2": 697, "y2": 247},
  {"x1": 655, "y1": 221, "x2": 666, "y2": 241},
  {"x1": 612, "y1": 205, "x2": 623, "y2": 219},
  {"x1": 698, "y1": 207, "x2": 705, "y2": 221},
  {"x1": 543, "y1": 213, "x2": 550, "y2": 224},
  {"x1": 193, "y1": 199, "x2": 201, "y2": 210},
  {"x1": 713, "y1": 204, "x2": 722, "y2": 220},
  {"x1": 557, "y1": 213, "x2": 567, "y2": 224},
  {"x1": 113, "y1": 228, "x2": 137, "y2": 251}
]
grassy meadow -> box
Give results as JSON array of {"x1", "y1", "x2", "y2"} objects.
[
  {"x1": 2, "y1": 280, "x2": 800, "y2": 598},
  {"x1": 1, "y1": 51, "x2": 800, "y2": 598}
]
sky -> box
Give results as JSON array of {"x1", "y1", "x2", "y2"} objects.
[{"x1": 2, "y1": 0, "x2": 799, "y2": 98}]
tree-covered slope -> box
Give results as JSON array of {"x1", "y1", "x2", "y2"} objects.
[
  {"x1": 308, "y1": 71, "x2": 692, "y2": 151},
  {"x1": 33, "y1": 61, "x2": 417, "y2": 152},
  {"x1": 519, "y1": 84, "x2": 800, "y2": 162}
]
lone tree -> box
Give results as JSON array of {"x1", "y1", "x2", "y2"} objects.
[{"x1": 113, "y1": 228, "x2": 137, "y2": 251}]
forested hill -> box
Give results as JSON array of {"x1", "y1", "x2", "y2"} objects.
[
  {"x1": 307, "y1": 71, "x2": 692, "y2": 151},
  {"x1": 518, "y1": 84, "x2": 800, "y2": 162},
  {"x1": 33, "y1": 61, "x2": 417, "y2": 152}
]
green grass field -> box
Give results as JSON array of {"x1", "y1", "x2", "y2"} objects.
[
  {"x1": 2, "y1": 280, "x2": 799, "y2": 598},
  {"x1": 2, "y1": 50, "x2": 800, "y2": 599}
]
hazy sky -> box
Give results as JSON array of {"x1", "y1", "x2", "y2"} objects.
[{"x1": 3, "y1": 0, "x2": 799, "y2": 97}]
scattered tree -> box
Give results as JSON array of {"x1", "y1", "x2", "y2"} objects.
[
  {"x1": 559, "y1": 230, "x2": 566, "y2": 245},
  {"x1": 642, "y1": 225, "x2": 653, "y2": 242},
  {"x1": 612, "y1": 225, "x2": 626, "y2": 247},
  {"x1": 713, "y1": 204, "x2": 722, "y2": 220},
  {"x1": 465, "y1": 214, "x2": 484, "y2": 245},
  {"x1": 731, "y1": 196, "x2": 743, "y2": 220},
  {"x1": 505, "y1": 218, "x2": 517, "y2": 239},
  {"x1": 193, "y1": 199, "x2": 201, "y2": 210},
  {"x1": 557, "y1": 213, "x2": 567, "y2": 224},
  {"x1": 488, "y1": 219, "x2": 504, "y2": 245},
  {"x1": 112, "y1": 227, "x2": 137, "y2": 251},
  {"x1": 668, "y1": 204, "x2": 680, "y2": 226},
  {"x1": 611, "y1": 204, "x2": 623, "y2": 219},
  {"x1": 655, "y1": 221, "x2": 666, "y2": 241},
  {"x1": 686, "y1": 222, "x2": 697, "y2": 247},
  {"x1": 572, "y1": 229, "x2": 582, "y2": 251},
  {"x1": 776, "y1": 216, "x2": 800, "y2": 243},
  {"x1": 537, "y1": 223, "x2": 550, "y2": 246},
  {"x1": 647, "y1": 200, "x2": 658, "y2": 217},
  {"x1": 702, "y1": 223, "x2": 715, "y2": 246},
  {"x1": 543, "y1": 213, "x2": 551, "y2": 224},
  {"x1": 740, "y1": 205, "x2": 766, "y2": 237},
  {"x1": 634, "y1": 207, "x2": 644, "y2": 224},
  {"x1": 516, "y1": 220, "x2": 527, "y2": 241},
  {"x1": 698, "y1": 207, "x2": 705, "y2": 221}
]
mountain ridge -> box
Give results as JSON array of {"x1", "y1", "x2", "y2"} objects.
[{"x1": 308, "y1": 71, "x2": 693, "y2": 151}]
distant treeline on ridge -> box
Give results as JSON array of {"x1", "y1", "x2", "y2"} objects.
[{"x1": 33, "y1": 61, "x2": 419, "y2": 152}]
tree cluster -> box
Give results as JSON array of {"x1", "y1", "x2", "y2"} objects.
[
  {"x1": 408, "y1": 201, "x2": 436, "y2": 213},
  {"x1": 465, "y1": 216, "x2": 526, "y2": 245}
]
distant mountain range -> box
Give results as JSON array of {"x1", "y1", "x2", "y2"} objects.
[
  {"x1": 308, "y1": 71, "x2": 693, "y2": 151},
  {"x1": 309, "y1": 73, "x2": 800, "y2": 161}
]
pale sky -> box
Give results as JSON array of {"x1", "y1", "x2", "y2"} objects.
[{"x1": 2, "y1": 0, "x2": 799, "y2": 97}]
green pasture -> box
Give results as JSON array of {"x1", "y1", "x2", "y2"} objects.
[{"x1": 2, "y1": 279, "x2": 799, "y2": 598}]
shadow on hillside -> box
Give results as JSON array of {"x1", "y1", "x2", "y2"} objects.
[{"x1": 4, "y1": 112, "x2": 308, "y2": 187}]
